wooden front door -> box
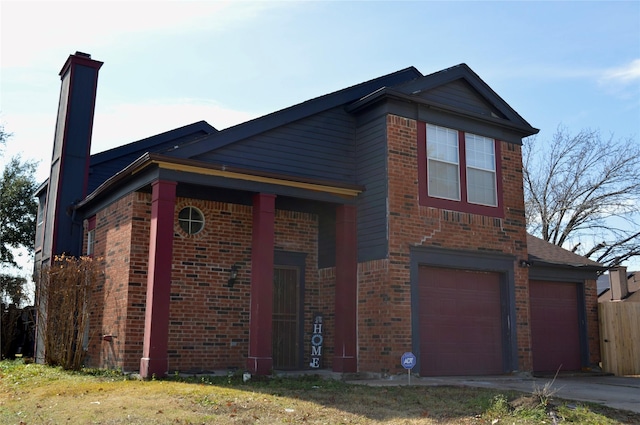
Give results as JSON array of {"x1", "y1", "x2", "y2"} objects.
[{"x1": 272, "y1": 266, "x2": 300, "y2": 369}]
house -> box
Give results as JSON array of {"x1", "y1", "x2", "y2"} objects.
[
  {"x1": 34, "y1": 52, "x2": 603, "y2": 379},
  {"x1": 598, "y1": 267, "x2": 639, "y2": 303}
]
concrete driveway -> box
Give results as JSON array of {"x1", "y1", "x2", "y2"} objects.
[{"x1": 346, "y1": 374, "x2": 640, "y2": 413}]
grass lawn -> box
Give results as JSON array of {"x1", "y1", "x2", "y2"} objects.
[{"x1": 1, "y1": 360, "x2": 639, "y2": 424}]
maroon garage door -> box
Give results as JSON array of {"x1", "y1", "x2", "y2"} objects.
[
  {"x1": 419, "y1": 267, "x2": 504, "y2": 376},
  {"x1": 529, "y1": 280, "x2": 581, "y2": 373}
]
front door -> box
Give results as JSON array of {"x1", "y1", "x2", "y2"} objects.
[{"x1": 272, "y1": 266, "x2": 300, "y2": 369}]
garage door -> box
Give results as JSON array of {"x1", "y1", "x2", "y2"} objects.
[
  {"x1": 419, "y1": 267, "x2": 504, "y2": 376},
  {"x1": 529, "y1": 280, "x2": 581, "y2": 372}
]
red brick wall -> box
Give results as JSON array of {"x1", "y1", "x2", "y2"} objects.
[
  {"x1": 371, "y1": 114, "x2": 532, "y2": 375},
  {"x1": 168, "y1": 199, "x2": 324, "y2": 372},
  {"x1": 357, "y1": 259, "x2": 392, "y2": 374},
  {"x1": 168, "y1": 199, "x2": 252, "y2": 372},
  {"x1": 585, "y1": 278, "x2": 601, "y2": 365},
  {"x1": 84, "y1": 192, "x2": 139, "y2": 370},
  {"x1": 86, "y1": 193, "x2": 328, "y2": 373},
  {"x1": 124, "y1": 192, "x2": 152, "y2": 371}
]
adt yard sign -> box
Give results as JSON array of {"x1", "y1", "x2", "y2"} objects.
[
  {"x1": 401, "y1": 352, "x2": 416, "y2": 369},
  {"x1": 401, "y1": 352, "x2": 416, "y2": 384}
]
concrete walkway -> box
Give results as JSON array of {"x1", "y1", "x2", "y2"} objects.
[{"x1": 345, "y1": 374, "x2": 640, "y2": 414}]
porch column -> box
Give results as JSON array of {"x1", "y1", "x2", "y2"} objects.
[
  {"x1": 333, "y1": 204, "x2": 358, "y2": 372},
  {"x1": 247, "y1": 193, "x2": 276, "y2": 375},
  {"x1": 140, "y1": 180, "x2": 177, "y2": 379}
]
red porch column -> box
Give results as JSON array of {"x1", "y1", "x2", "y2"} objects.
[
  {"x1": 140, "y1": 180, "x2": 177, "y2": 379},
  {"x1": 246, "y1": 193, "x2": 276, "y2": 375},
  {"x1": 333, "y1": 204, "x2": 358, "y2": 372}
]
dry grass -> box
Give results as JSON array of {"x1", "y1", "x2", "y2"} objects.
[{"x1": 1, "y1": 360, "x2": 638, "y2": 424}]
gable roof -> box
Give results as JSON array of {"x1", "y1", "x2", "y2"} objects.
[
  {"x1": 527, "y1": 234, "x2": 604, "y2": 269},
  {"x1": 347, "y1": 63, "x2": 538, "y2": 137},
  {"x1": 78, "y1": 64, "x2": 539, "y2": 210},
  {"x1": 165, "y1": 67, "x2": 423, "y2": 159}
]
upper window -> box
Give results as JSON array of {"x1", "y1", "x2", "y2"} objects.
[
  {"x1": 87, "y1": 229, "x2": 96, "y2": 256},
  {"x1": 464, "y1": 133, "x2": 496, "y2": 206},
  {"x1": 86, "y1": 216, "x2": 96, "y2": 256},
  {"x1": 427, "y1": 125, "x2": 460, "y2": 201},
  {"x1": 419, "y1": 122, "x2": 503, "y2": 217},
  {"x1": 178, "y1": 206, "x2": 205, "y2": 235}
]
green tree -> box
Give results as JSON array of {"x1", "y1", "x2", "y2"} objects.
[
  {"x1": 523, "y1": 126, "x2": 640, "y2": 268},
  {"x1": 0, "y1": 125, "x2": 38, "y2": 304}
]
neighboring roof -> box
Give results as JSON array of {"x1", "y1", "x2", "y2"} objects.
[
  {"x1": 167, "y1": 67, "x2": 423, "y2": 159},
  {"x1": 630, "y1": 271, "x2": 640, "y2": 293},
  {"x1": 597, "y1": 274, "x2": 611, "y2": 296},
  {"x1": 598, "y1": 271, "x2": 640, "y2": 300},
  {"x1": 526, "y1": 234, "x2": 604, "y2": 269}
]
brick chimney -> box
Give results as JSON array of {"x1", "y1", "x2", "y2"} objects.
[{"x1": 609, "y1": 266, "x2": 629, "y2": 301}]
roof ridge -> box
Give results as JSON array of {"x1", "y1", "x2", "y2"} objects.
[
  {"x1": 90, "y1": 120, "x2": 217, "y2": 165},
  {"x1": 168, "y1": 67, "x2": 423, "y2": 158}
]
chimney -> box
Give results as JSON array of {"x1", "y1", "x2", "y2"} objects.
[
  {"x1": 40, "y1": 52, "x2": 103, "y2": 263},
  {"x1": 609, "y1": 266, "x2": 629, "y2": 301}
]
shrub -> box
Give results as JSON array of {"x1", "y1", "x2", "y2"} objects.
[{"x1": 35, "y1": 255, "x2": 101, "y2": 370}]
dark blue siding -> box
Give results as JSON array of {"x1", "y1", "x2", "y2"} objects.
[
  {"x1": 355, "y1": 113, "x2": 389, "y2": 262},
  {"x1": 52, "y1": 63, "x2": 100, "y2": 257},
  {"x1": 420, "y1": 79, "x2": 504, "y2": 118},
  {"x1": 193, "y1": 108, "x2": 356, "y2": 182}
]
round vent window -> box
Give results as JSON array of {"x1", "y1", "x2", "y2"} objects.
[{"x1": 178, "y1": 206, "x2": 204, "y2": 235}]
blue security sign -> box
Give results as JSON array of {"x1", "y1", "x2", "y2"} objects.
[{"x1": 401, "y1": 352, "x2": 416, "y2": 370}]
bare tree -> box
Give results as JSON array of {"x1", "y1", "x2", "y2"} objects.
[{"x1": 523, "y1": 126, "x2": 640, "y2": 268}]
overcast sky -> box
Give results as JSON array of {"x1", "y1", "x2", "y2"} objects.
[{"x1": 1, "y1": 0, "x2": 639, "y2": 272}]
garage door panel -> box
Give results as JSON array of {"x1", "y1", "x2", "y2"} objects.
[
  {"x1": 530, "y1": 280, "x2": 581, "y2": 372},
  {"x1": 419, "y1": 266, "x2": 504, "y2": 376}
]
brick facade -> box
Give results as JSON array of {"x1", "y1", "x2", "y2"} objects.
[
  {"x1": 375, "y1": 114, "x2": 532, "y2": 374},
  {"x1": 85, "y1": 192, "x2": 144, "y2": 371},
  {"x1": 585, "y1": 278, "x2": 601, "y2": 365},
  {"x1": 86, "y1": 193, "x2": 333, "y2": 373},
  {"x1": 83, "y1": 113, "x2": 598, "y2": 376}
]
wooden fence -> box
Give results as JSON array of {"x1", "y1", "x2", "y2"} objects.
[{"x1": 599, "y1": 302, "x2": 640, "y2": 376}]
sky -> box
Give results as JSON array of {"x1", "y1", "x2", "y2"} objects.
[{"x1": 1, "y1": 0, "x2": 639, "y2": 277}]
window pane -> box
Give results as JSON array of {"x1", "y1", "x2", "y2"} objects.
[
  {"x1": 178, "y1": 206, "x2": 205, "y2": 235},
  {"x1": 87, "y1": 229, "x2": 95, "y2": 256},
  {"x1": 427, "y1": 124, "x2": 458, "y2": 163},
  {"x1": 428, "y1": 160, "x2": 460, "y2": 200},
  {"x1": 190, "y1": 221, "x2": 204, "y2": 234},
  {"x1": 467, "y1": 168, "x2": 497, "y2": 206},
  {"x1": 427, "y1": 124, "x2": 460, "y2": 201},
  {"x1": 465, "y1": 133, "x2": 495, "y2": 171}
]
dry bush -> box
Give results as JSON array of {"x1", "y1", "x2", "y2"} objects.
[
  {"x1": 1, "y1": 303, "x2": 19, "y2": 358},
  {"x1": 36, "y1": 255, "x2": 101, "y2": 370}
]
